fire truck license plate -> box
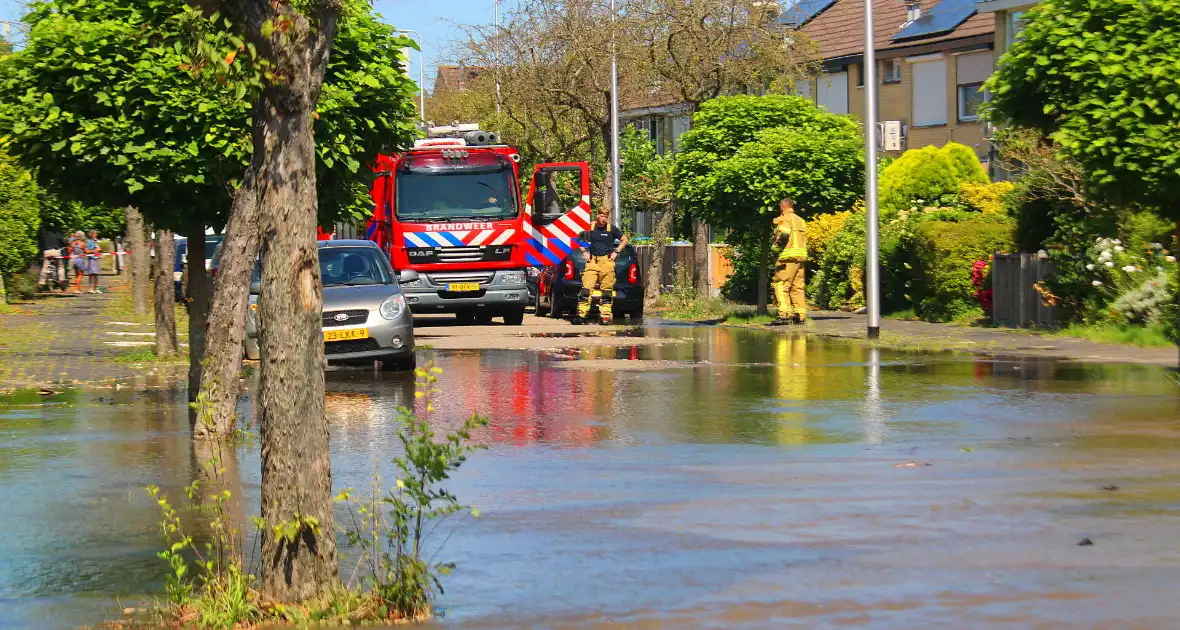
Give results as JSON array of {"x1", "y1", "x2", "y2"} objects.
[
  {"x1": 447, "y1": 282, "x2": 480, "y2": 293},
  {"x1": 324, "y1": 328, "x2": 369, "y2": 342}
]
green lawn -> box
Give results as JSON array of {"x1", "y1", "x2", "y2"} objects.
[{"x1": 1053, "y1": 323, "x2": 1175, "y2": 348}]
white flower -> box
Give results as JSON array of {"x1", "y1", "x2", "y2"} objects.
[
  {"x1": 1086, "y1": 264, "x2": 1095, "y2": 271},
  {"x1": 1092, "y1": 280, "x2": 1104, "y2": 287},
  {"x1": 1114, "y1": 245, "x2": 1125, "y2": 253},
  {"x1": 1114, "y1": 239, "x2": 1121, "y2": 245},
  {"x1": 1121, "y1": 265, "x2": 1137, "y2": 273},
  {"x1": 1167, "y1": 256, "x2": 1177, "y2": 263},
  {"x1": 1099, "y1": 250, "x2": 1112, "y2": 260},
  {"x1": 1105, "y1": 261, "x2": 1114, "y2": 268},
  {"x1": 1152, "y1": 242, "x2": 1163, "y2": 250}
]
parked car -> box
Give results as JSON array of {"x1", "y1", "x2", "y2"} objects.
[
  {"x1": 174, "y1": 234, "x2": 225, "y2": 300},
  {"x1": 244, "y1": 240, "x2": 418, "y2": 371},
  {"x1": 535, "y1": 244, "x2": 643, "y2": 320},
  {"x1": 526, "y1": 265, "x2": 542, "y2": 304}
]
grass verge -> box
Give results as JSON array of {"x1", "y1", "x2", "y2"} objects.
[
  {"x1": 112, "y1": 346, "x2": 189, "y2": 364},
  {"x1": 1052, "y1": 323, "x2": 1175, "y2": 348}
]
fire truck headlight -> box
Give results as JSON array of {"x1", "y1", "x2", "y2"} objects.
[
  {"x1": 379, "y1": 294, "x2": 407, "y2": 320},
  {"x1": 501, "y1": 271, "x2": 527, "y2": 286}
]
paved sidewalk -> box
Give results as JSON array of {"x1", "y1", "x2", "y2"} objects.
[{"x1": 0, "y1": 278, "x2": 187, "y2": 392}]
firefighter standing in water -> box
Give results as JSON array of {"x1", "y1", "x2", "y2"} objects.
[
  {"x1": 771, "y1": 198, "x2": 808, "y2": 325},
  {"x1": 576, "y1": 210, "x2": 629, "y2": 324}
]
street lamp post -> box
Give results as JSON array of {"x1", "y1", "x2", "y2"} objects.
[
  {"x1": 609, "y1": 0, "x2": 621, "y2": 228},
  {"x1": 494, "y1": 0, "x2": 503, "y2": 115},
  {"x1": 396, "y1": 29, "x2": 426, "y2": 123},
  {"x1": 862, "y1": 0, "x2": 881, "y2": 339}
]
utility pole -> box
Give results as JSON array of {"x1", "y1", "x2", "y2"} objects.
[
  {"x1": 396, "y1": 29, "x2": 426, "y2": 123},
  {"x1": 862, "y1": 0, "x2": 881, "y2": 339},
  {"x1": 494, "y1": 0, "x2": 503, "y2": 115},
  {"x1": 609, "y1": 0, "x2": 621, "y2": 228}
]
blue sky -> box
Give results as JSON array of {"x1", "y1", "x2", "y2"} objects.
[{"x1": 0, "y1": 0, "x2": 506, "y2": 91}]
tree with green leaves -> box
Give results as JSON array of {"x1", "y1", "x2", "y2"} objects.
[
  {"x1": 619, "y1": 126, "x2": 674, "y2": 304},
  {"x1": 984, "y1": 0, "x2": 1180, "y2": 357},
  {"x1": 675, "y1": 94, "x2": 864, "y2": 313}
]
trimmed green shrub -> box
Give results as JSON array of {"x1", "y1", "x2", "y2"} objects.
[
  {"x1": 0, "y1": 149, "x2": 42, "y2": 291},
  {"x1": 879, "y1": 143, "x2": 988, "y2": 213},
  {"x1": 907, "y1": 215, "x2": 1016, "y2": 322}
]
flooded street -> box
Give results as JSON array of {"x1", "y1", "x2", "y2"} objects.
[{"x1": 2, "y1": 324, "x2": 1179, "y2": 629}]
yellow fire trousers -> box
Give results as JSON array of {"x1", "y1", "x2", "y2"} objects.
[
  {"x1": 578, "y1": 255, "x2": 616, "y2": 321},
  {"x1": 773, "y1": 260, "x2": 806, "y2": 319}
]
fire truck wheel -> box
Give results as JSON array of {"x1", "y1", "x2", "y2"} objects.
[
  {"x1": 475, "y1": 311, "x2": 494, "y2": 325},
  {"x1": 455, "y1": 310, "x2": 475, "y2": 324},
  {"x1": 503, "y1": 307, "x2": 525, "y2": 325}
]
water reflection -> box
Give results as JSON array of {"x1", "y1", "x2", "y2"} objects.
[{"x1": 1, "y1": 325, "x2": 1179, "y2": 630}]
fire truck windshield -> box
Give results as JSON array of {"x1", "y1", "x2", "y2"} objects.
[{"x1": 395, "y1": 161, "x2": 518, "y2": 222}]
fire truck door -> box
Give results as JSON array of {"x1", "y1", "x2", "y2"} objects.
[{"x1": 522, "y1": 162, "x2": 592, "y2": 267}]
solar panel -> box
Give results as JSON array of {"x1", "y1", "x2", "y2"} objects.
[
  {"x1": 892, "y1": 0, "x2": 977, "y2": 41},
  {"x1": 777, "y1": 0, "x2": 837, "y2": 28}
]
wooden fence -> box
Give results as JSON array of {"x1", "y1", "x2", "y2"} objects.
[{"x1": 992, "y1": 252, "x2": 1059, "y2": 328}]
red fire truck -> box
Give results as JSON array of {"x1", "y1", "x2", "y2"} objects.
[{"x1": 364, "y1": 124, "x2": 593, "y2": 325}]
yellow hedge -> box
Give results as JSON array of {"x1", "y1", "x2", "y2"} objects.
[
  {"x1": 807, "y1": 208, "x2": 855, "y2": 262},
  {"x1": 958, "y1": 181, "x2": 1016, "y2": 214}
]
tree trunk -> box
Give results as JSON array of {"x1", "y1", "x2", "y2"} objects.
[
  {"x1": 693, "y1": 218, "x2": 710, "y2": 298},
  {"x1": 195, "y1": 170, "x2": 259, "y2": 439},
  {"x1": 757, "y1": 223, "x2": 771, "y2": 315},
  {"x1": 645, "y1": 201, "x2": 673, "y2": 306},
  {"x1": 152, "y1": 230, "x2": 178, "y2": 357},
  {"x1": 185, "y1": 222, "x2": 211, "y2": 402},
  {"x1": 244, "y1": 0, "x2": 340, "y2": 603},
  {"x1": 124, "y1": 207, "x2": 150, "y2": 317}
]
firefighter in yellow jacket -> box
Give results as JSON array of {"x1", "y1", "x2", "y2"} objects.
[
  {"x1": 771, "y1": 198, "x2": 808, "y2": 325},
  {"x1": 576, "y1": 210, "x2": 628, "y2": 324}
]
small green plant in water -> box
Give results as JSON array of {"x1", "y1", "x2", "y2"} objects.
[
  {"x1": 339, "y1": 360, "x2": 488, "y2": 621},
  {"x1": 146, "y1": 442, "x2": 260, "y2": 629}
]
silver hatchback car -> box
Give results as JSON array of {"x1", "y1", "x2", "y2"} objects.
[{"x1": 244, "y1": 240, "x2": 417, "y2": 371}]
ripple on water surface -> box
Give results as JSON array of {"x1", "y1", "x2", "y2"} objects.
[{"x1": 1, "y1": 325, "x2": 1179, "y2": 629}]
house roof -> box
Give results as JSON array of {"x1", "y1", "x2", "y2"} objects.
[
  {"x1": 798, "y1": 0, "x2": 994, "y2": 60},
  {"x1": 433, "y1": 65, "x2": 487, "y2": 93}
]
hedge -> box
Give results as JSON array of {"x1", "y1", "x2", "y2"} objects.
[
  {"x1": 878, "y1": 143, "x2": 987, "y2": 213},
  {"x1": 0, "y1": 149, "x2": 41, "y2": 286},
  {"x1": 907, "y1": 215, "x2": 1016, "y2": 322}
]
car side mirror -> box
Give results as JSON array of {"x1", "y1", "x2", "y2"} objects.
[
  {"x1": 398, "y1": 270, "x2": 420, "y2": 285},
  {"x1": 249, "y1": 281, "x2": 261, "y2": 295}
]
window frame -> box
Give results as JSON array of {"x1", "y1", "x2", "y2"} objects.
[
  {"x1": 957, "y1": 82, "x2": 985, "y2": 122},
  {"x1": 881, "y1": 58, "x2": 903, "y2": 84}
]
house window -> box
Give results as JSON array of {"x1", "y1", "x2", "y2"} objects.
[
  {"x1": 955, "y1": 51, "x2": 994, "y2": 122},
  {"x1": 881, "y1": 58, "x2": 902, "y2": 84},
  {"x1": 856, "y1": 64, "x2": 864, "y2": 88},
  {"x1": 1006, "y1": 11, "x2": 1026, "y2": 49},
  {"x1": 958, "y1": 83, "x2": 984, "y2": 121},
  {"x1": 670, "y1": 115, "x2": 691, "y2": 152},
  {"x1": 816, "y1": 72, "x2": 849, "y2": 115},
  {"x1": 910, "y1": 59, "x2": 947, "y2": 126}
]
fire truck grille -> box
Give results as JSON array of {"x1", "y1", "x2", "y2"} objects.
[
  {"x1": 436, "y1": 246, "x2": 484, "y2": 263},
  {"x1": 427, "y1": 272, "x2": 495, "y2": 286}
]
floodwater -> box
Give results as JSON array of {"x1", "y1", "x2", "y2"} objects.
[{"x1": 2, "y1": 325, "x2": 1180, "y2": 629}]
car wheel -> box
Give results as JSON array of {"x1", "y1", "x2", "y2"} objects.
[
  {"x1": 244, "y1": 336, "x2": 260, "y2": 361},
  {"x1": 455, "y1": 310, "x2": 475, "y2": 324},
  {"x1": 504, "y1": 307, "x2": 525, "y2": 325},
  {"x1": 475, "y1": 311, "x2": 494, "y2": 324},
  {"x1": 380, "y1": 353, "x2": 416, "y2": 372}
]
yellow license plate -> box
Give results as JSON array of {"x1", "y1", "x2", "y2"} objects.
[
  {"x1": 324, "y1": 328, "x2": 369, "y2": 342},
  {"x1": 447, "y1": 282, "x2": 481, "y2": 292}
]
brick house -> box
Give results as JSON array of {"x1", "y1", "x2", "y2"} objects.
[
  {"x1": 433, "y1": 64, "x2": 486, "y2": 94},
  {"x1": 792, "y1": 0, "x2": 996, "y2": 163}
]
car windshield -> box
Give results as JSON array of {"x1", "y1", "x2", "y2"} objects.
[
  {"x1": 319, "y1": 247, "x2": 392, "y2": 287},
  {"x1": 395, "y1": 167, "x2": 518, "y2": 222}
]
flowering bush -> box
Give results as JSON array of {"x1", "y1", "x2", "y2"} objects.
[
  {"x1": 970, "y1": 258, "x2": 993, "y2": 312},
  {"x1": 1083, "y1": 237, "x2": 1177, "y2": 324}
]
